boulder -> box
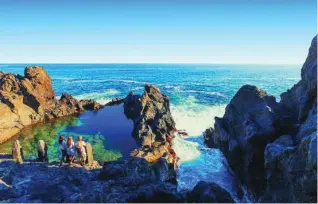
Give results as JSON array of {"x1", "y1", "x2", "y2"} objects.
[
  {"x1": 187, "y1": 181, "x2": 235, "y2": 203},
  {"x1": 99, "y1": 157, "x2": 175, "y2": 183}
]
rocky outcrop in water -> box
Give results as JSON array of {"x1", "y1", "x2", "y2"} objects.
[
  {"x1": 204, "y1": 36, "x2": 317, "y2": 202},
  {"x1": 124, "y1": 85, "x2": 177, "y2": 165},
  {"x1": 0, "y1": 66, "x2": 102, "y2": 143}
]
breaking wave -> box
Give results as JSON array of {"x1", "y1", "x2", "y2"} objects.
[{"x1": 171, "y1": 96, "x2": 226, "y2": 136}]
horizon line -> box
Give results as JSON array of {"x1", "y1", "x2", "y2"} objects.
[{"x1": 0, "y1": 62, "x2": 302, "y2": 66}]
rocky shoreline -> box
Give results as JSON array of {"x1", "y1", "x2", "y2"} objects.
[{"x1": 0, "y1": 36, "x2": 317, "y2": 202}]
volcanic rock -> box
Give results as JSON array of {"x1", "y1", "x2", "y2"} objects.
[{"x1": 124, "y1": 85, "x2": 177, "y2": 165}]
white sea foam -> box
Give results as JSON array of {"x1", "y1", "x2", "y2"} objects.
[
  {"x1": 118, "y1": 79, "x2": 149, "y2": 84},
  {"x1": 73, "y1": 89, "x2": 120, "y2": 105},
  {"x1": 172, "y1": 134, "x2": 201, "y2": 163},
  {"x1": 71, "y1": 79, "x2": 110, "y2": 83},
  {"x1": 177, "y1": 90, "x2": 227, "y2": 98},
  {"x1": 171, "y1": 96, "x2": 226, "y2": 136},
  {"x1": 52, "y1": 77, "x2": 75, "y2": 81},
  {"x1": 162, "y1": 85, "x2": 182, "y2": 91},
  {"x1": 96, "y1": 98, "x2": 112, "y2": 105},
  {"x1": 131, "y1": 87, "x2": 144, "y2": 91},
  {"x1": 170, "y1": 97, "x2": 238, "y2": 196}
]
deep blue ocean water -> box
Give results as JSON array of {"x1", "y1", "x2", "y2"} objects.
[{"x1": 0, "y1": 63, "x2": 300, "y2": 199}]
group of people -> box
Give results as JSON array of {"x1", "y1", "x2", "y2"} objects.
[{"x1": 58, "y1": 135, "x2": 87, "y2": 166}]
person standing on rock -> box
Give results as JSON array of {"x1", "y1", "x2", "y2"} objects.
[
  {"x1": 58, "y1": 135, "x2": 67, "y2": 164},
  {"x1": 75, "y1": 136, "x2": 87, "y2": 166},
  {"x1": 66, "y1": 136, "x2": 75, "y2": 165}
]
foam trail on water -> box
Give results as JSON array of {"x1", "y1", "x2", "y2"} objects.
[{"x1": 74, "y1": 89, "x2": 120, "y2": 105}]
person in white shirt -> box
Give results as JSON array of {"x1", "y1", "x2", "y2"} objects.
[
  {"x1": 66, "y1": 136, "x2": 75, "y2": 164},
  {"x1": 58, "y1": 135, "x2": 67, "y2": 164}
]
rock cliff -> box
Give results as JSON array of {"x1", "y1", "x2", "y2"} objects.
[
  {"x1": 0, "y1": 66, "x2": 102, "y2": 143},
  {"x1": 204, "y1": 36, "x2": 317, "y2": 202}
]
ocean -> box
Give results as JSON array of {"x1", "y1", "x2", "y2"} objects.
[{"x1": 0, "y1": 63, "x2": 300, "y2": 200}]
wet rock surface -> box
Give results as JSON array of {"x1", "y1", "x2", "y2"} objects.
[
  {"x1": 204, "y1": 36, "x2": 317, "y2": 202},
  {"x1": 0, "y1": 66, "x2": 102, "y2": 143}
]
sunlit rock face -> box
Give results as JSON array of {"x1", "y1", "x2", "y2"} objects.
[
  {"x1": 204, "y1": 35, "x2": 317, "y2": 202},
  {"x1": 0, "y1": 66, "x2": 102, "y2": 143},
  {"x1": 124, "y1": 84, "x2": 177, "y2": 165}
]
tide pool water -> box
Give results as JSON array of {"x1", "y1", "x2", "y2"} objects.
[
  {"x1": 0, "y1": 63, "x2": 300, "y2": 196},
  {"x1": 0, "y1": 105, "x2": 135, "y2": 162}
]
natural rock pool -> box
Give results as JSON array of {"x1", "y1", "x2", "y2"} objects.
[{"x1": 0, "y1": 104, "x2": 137, "y2": 162}]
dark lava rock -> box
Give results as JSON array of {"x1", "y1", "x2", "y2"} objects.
[
  {"x1": 0, "y1": 159, "x2": 183, "y2": 203},
  {"x1": 187, "y1": 181, "x2": 235, "y2": 203},
  {"x1": 99, "y1": 157, "x2": 175, "y2": 183},
  {"x1": 204, "y1": 84, "x2": 278, "y2": 194},
  {"x1": 204, "y1": 35, "x2": 317, "y2": 202},
  {"x1": 124, "y1": 85, "x2": 177, "y2": 165},
  {"x1": 124, "y1": 84, "x2": 176, "y2": 146}
]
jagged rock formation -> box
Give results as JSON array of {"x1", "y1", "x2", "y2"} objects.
[
  {"x1": 0, "y1": 66, "x2": 102, "y2": 143},
  {"x1": 124, "y1": 85, "x2": 177, "y2": 165},
  {"x1": 204, "y1": 85, "x2": 279, "y2": 194},
  {"x1": 204, "y1": 36, "x2": 317, "y2": 202}
]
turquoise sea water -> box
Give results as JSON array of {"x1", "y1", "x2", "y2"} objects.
[{"x1": 0, "y1": 63, "x2": 300, "y2": 199}]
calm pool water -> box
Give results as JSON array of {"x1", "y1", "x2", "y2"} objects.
[{"x1": 0, "y1": 105, "x2": 136, "y2": 162}]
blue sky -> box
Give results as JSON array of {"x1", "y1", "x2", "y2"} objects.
[{"x1": 0, "y1": 0, "x2": 316, "y2": 64}]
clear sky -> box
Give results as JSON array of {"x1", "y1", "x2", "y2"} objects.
[{"x1": 0, "y1": 0, "x2": 316, "y2": 64}]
